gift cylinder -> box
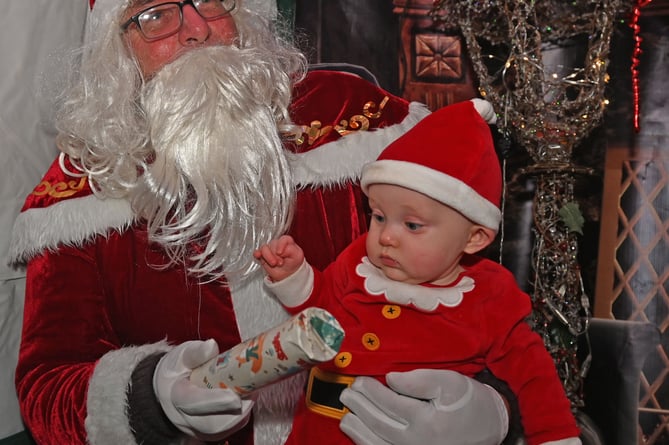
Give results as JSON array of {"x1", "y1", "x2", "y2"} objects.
[{"x1": 190, "y1": 307, "x2": 345, "y2": 394}]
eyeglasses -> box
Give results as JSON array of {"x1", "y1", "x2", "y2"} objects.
[{"x1": 121, "y1": 0, "x2": 236, "y2": 41}]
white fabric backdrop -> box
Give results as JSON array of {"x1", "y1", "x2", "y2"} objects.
[{"x1": 0, "y1": 1, "x2": 87, "y2": 439}]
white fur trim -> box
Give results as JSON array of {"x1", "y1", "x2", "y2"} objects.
[
  {"x1": 8, "y1": 195, "x2": 134, "y2": 265},
  {"x1": 289, "y1": 102, "x2": 431, "y2": 188},
  {"x1": 361, "y1": 159, "x2": 502, "y2": 230},
  {"x1": 263, "y1": 260, "x2": 313, "y2": 308},
  {"x1": 229, "y1": 273, "x2": 303, "y2": 445},
  {"x1": 85, "y1": 341, "x2": 173, "y2": 445},
  {"x1": 251, "y1": 372, "x2": 306, "y2": 445}
]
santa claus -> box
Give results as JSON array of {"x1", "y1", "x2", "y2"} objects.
[{"x1": 9, "y1": 1, "x2": 511, "y2": 444}]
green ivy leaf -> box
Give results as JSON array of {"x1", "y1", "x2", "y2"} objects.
[{"x1": 559, "y1": 202, "x2": 585, "y2": 235}]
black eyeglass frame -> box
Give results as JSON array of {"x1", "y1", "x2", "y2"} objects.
[{"x1": 120, "y1": 0, "x2": 236, "y2": 41}]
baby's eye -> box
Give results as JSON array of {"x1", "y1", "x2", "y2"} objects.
[
  {"x1": 405, "y1": 222, "x2": 423, "y2": 231},
  {"x1": 371, "y1": 213, "x2": 385, "y2": 223}
]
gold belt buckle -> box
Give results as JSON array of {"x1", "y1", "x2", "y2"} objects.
[{"x1": 305, "y1": 367, "x2": 356, "y2": 420}]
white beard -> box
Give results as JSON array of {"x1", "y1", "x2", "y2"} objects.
[
  {"x1": 137, "y1": 46, "x2": 302, "y2": 445},
  {"x1": 133, "y1": 45, "x2": 295, "y2": 282}
]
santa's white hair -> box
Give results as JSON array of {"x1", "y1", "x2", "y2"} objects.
[{"x1": 55, "y1": 0, "x2": 308, "y2": 281}]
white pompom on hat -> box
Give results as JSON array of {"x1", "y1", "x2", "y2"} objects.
[{"x1": 360, "y1": 99, "x2": 503, "y2": 231}]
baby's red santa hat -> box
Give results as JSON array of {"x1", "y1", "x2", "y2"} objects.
[{"x1": 361, "y1": 99, "x2": 502, "y2": 231}]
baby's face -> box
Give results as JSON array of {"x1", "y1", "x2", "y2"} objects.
[{"x1": 365, "y1": 184, "x2": 477, "y2": 286}]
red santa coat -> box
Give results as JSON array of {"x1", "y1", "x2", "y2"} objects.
[
  {"x1": 9, "y1": 70, "x2": 430, "y2": 445},
  {"x1": 268, "y1": 234, "x2": 580, "y2": 445}
]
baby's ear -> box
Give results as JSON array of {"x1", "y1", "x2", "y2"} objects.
[{"x1": 464, "y1": 226, "x2": 496, "y2": 254}]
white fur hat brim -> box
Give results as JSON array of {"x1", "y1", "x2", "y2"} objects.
[{"x1": 362, "y1": 160, "x2": 502, "y2": 230}]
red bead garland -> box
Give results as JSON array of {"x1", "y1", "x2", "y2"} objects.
[{"x1": 630, "y1": 0, "x2": 653, "y2": 133}]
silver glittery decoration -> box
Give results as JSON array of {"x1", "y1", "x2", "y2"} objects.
[{"x1": 430, "y1": 0, "x2": 629, "y2": 409}]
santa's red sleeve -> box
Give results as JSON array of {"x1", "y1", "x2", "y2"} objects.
[
  {"x1": 10, "y1": 155, "x2": 175, "y2": 444},
  {"x1": 9, "y1": 69, "x2": 429, "y2": 445}
]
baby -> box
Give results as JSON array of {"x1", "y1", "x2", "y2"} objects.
[{"x1": 255, "y1": 99, "x2": 581, "y2": 445}]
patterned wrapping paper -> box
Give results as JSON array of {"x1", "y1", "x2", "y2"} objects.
[{"x1": 190, "y1": 307, "x2": 345, "y2": 394}]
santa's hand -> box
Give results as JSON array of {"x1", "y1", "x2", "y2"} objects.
[
  {"x1": 154, "y1": 339, "x2": 254, "y2": 441},
  {"x1": 339, "y1": 369, "x2": 509, "y2": 445}
]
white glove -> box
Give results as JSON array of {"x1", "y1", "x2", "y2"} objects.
[
  {"x1": 153, "y1": 339, "x2": 254, "y2": 441},
  {"x1": 339, "y1": 369, "x2": 509, "y2": 445}
]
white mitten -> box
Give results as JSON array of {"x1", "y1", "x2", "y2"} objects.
[
  {"x1": 339, "y1": 369, "x2": 509, "y2": 445},
  {"x1": 154, "y1": 339, "x2": 254, "y2": 441}
]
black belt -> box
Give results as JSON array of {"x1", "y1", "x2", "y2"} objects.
[{"x1": 306, "y1": 367, "x2": 355, "y2": 419}]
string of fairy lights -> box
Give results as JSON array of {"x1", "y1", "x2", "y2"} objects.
[{"x1": 429, "y1": 0, "x2": 630, "y2": 409}]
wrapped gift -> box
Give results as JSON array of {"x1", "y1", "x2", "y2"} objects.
[{"x1": 190, "y1": 307, "x2": 344, "y2": 394}]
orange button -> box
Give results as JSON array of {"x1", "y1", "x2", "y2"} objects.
[
  {"x1": 334, "y1": 352, "x2": 353, "y2": 368},
  {"x1": 362, "y1": 333, "x2": 380, "y2": 351},
  {"x1": 382, "y1": 305, "x2": 401, "y2": 319}
]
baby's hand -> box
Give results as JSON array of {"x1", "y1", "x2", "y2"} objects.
[{"x1": 254, "y1": 235, "x2": 305, "y2": 282}]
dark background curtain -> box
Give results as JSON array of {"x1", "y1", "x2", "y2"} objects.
[{"x1": 291, "y1": 0, "x2": 400, "y2": 95}]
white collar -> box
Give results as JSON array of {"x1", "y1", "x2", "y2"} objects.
[{"x1": 356, "y1": 257, "x2": 475, "y2": 312}]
